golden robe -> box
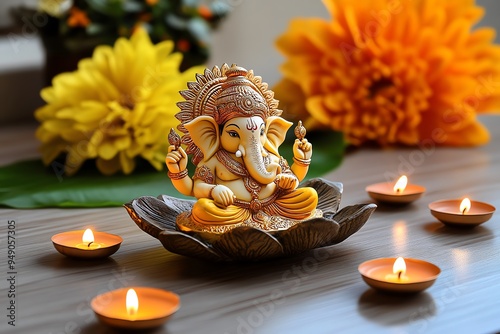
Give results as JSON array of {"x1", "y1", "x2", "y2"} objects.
[{"x1": 191, "y1": 187, "x2": 318, "y2": 225}]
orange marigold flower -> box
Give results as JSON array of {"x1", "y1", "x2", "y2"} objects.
[
  {"x1": 198, "y1": 5, "x2": 213, "y2": 20},
  {"x1": 275, "y1": 0, "x2": 500, "y2": 146},
  {"x1": 67, "y1": 7, "x2": 90, "y2": 28},
  {"x1": 146, "y1": 0, "x2": 159, "y2": 6}
]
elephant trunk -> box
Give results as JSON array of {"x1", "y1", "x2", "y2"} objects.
[{"x1": 242, "y1": 137, "x2": 280, "y2": 185}]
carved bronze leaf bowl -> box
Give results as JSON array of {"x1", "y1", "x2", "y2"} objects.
[{"x1": 124, "y1": 178, "x2": 377, "y2": 262}]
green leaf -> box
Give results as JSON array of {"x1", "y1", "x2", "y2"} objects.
[
  {"x1": 86, "y1": 23, "x2": 106, "y2": 35},
  {"x1": 0, "y1": 131, "x2": 344, "y2": 208},
  {"x1": 187, "y1": 18, "x2": 210, "y2": 45},
  {"x1": 165, "y1": 13, "x2": 188, "y2": 30},
  {"x1": 281, "y1": 129, "x2": 346, "y2": 178},
  {"x1": 0, "y1": 160, "x2": 188, "y2": 208},
  {"x1": 123, "y1": 0, "x2": 144, "y2": 13},
  {"x1": 87, "y1": 0, "x2": 125, "y2": 18}
]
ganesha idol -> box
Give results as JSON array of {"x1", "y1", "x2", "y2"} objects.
[
  {"x1": 167, "y1": 64, "x2": 318, "y2": 232},
  {"x1": 125, "y1": 64, "x2": 376, "y2": 261}
]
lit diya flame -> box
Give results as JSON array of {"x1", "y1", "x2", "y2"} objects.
[
  {"x1": 393, "y1": 175, "x2": 408, "y2": 193},
  {"x1": 460, "y1": 198, "x2": 471, "y2": 215},
  {"x1": 393, "y1": 257, "x2": 406, "y2": 280},
  {"x1": 82, "y1": 228, "x2": 94, "y2": 247},
  {"x1": 126, "y1": 288, "x2": 139, "y2": 317}
]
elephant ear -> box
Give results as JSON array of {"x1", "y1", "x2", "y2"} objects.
[
  {"x1": 184, "y1": 116, "x2": 220, "y2": 162},
  {"x1": 264, "y1": 116, "x2": 293, "y2": 156}
]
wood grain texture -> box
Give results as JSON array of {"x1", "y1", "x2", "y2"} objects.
[{"x1": 1, "y1": 116, "x2": 500, "y2": 334}]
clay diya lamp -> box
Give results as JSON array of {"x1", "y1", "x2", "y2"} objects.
[
  {"x1": 429, "y1": 198, "x2": 495, "y2": 227},
  {"x1": 52, "y1": 228, "x2": 122, "y2": 259},
  {"x1": 359, "y1": 257, "x2": 441, "y2": 294},
  {"x1": 366, "y1": 175, "x2": 425, "y2": 204},
  {"x1": 91, "y1": 287, "x2": 180, "y2": 330}
]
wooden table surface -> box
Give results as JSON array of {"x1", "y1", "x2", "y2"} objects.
[{"x1": 1, "y1": 117, "x2": 499, "y2": 334}]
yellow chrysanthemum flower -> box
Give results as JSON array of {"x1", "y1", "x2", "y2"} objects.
[
  {"x1": 35, "y1": 28, "x2": 203, "y2": 175},
  {"x1": 275, "y1": 0, "x2": 500, "y2": 146}
]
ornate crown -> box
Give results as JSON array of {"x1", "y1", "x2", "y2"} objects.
[{"x1": 176, "y1": 64, "x2": 282, "y2": 165}]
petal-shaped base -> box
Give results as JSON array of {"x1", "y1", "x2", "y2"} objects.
[
  {"x1": 158, "y1": 229, "x2": 222, "y2": 262},
  {"x1": 124, "y1": 178, "x2": 376, "y2": 261},
  {"x1": 277, "y1": 218, "x2": 340, "y2": 255},
  {"x1": 213, "y1": 227, "x2": 284, "y2": 261}
]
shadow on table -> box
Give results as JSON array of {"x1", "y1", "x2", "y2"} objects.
[
  {"x1": 124, "y1": 242, "x2": 360, "y2": 287},
  {"x1": 366, "y1": 201, "x2": 419, "y2": 213},
  {"x1": 422, "y1": 221, "x2": 493, "y2": 240},
  {"x1": 36, "y1": 253, "x2": 119, "y2": 269},
  {"x1": 357, "y1": 289, "x2": 436, "y2": 326},
  {"x1": 80, "y1": 322, "x2": 171, "y2": 334}
]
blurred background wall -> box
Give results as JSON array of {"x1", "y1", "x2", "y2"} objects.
[{"x1": 1, "y1": 0, "x2": 499, "y2": 124}]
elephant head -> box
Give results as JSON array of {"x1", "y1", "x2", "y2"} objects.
[{"x1": 184, "y1": 115, "x2": 292, "y2": 185}]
